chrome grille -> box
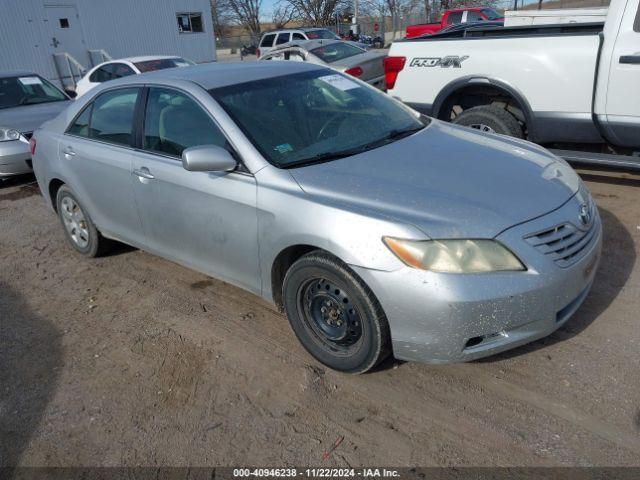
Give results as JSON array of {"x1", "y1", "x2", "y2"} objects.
[{"x1": 524, "y1": 201, "x2": 598, "y2": 268}]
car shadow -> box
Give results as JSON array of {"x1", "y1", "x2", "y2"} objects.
[
  {"x1": 0, "y1": 173, "x2": 36, "y2": 189},
  {"x1": 0, "y1": 283, "x2": 63, "y2": 471},
  {"x1": 479, "y1": 206, "x2": 635, "y2": 362}
]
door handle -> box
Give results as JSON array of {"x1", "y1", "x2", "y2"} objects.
[
  {"x1": 133, "y1": 167, "x2": 155, "y2": 180},
  {"x1": 63, "y1": 146, "x2": 76, "y2": 157},
  {"x1": 619, "y1": 54, "x2": 640, "y2": 64}
]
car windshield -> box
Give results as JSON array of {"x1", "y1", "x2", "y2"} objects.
[
  {"x1": 481, "y1": 8, "x2": 502, "y2": 20},
  {"x1": 0, "y1": 75, "x2": 67, "y2": 109},
  {"x1": 134, "y1": 57, "x2": 195, "y2": 72},
  {"x1": 211, "y1": 69, "x2": 428, "y2": 168},
  {"x1": 305, "y1": 29, "x2": 339, "y2": 40},
  {"x1": 311, "y1": 43, "x2": 365, "y2": 63}
]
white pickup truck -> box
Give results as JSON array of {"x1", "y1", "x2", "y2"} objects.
[{"x1": 385, "y1": 0, "x2": 640, "y2": 170}]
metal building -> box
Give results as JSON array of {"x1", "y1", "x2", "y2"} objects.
[{"x1": 0, "y1": 0, "x2": 216, "y2": 91}]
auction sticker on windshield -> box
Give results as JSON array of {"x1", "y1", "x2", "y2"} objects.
[
  {"x1": 319, "y1": 74, "x2": 359, "y2": 91},
  {"x1": 18, "y1": 77, "x2": 43, "y2": 85}
]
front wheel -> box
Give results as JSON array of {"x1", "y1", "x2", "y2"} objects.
[
  {"x1": 453, "y1": 105, "x2": 524, "y2": 139},
  {"x1": 283, "y1": 251, "x2": 391, "y2": 374}
]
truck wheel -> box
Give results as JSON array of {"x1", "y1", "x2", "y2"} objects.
[
  {"x1": 453, "y1": 105, "x2": 524, "y2": 139},
  {"x1": 282, "y1": 250, "x2": 391, "y2": 374},
  {"x1": 56, "y1": 185, "x2": 109, "y2": 257}
]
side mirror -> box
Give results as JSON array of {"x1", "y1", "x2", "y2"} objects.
[
  {"x1": 65, "y1": 89, "x2": 77, "y2": 99},
  {"x1": 181, "y1": 145, "x2": 237, "y2": 172}
]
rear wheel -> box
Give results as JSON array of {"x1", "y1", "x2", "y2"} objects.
[
  {"x1": 56, "y1": 185, "x2": 109, "y2": 257},
  {"x1": 453, "y1": 105, "x2": 524, "y2": 138},
  {"x1": 283, "y1": 250, "x2": 391, "y2": 374}
]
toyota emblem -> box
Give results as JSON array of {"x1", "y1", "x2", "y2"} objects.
[{"x1": 579, "y1": 203, "x2": 591, "y2": 225}]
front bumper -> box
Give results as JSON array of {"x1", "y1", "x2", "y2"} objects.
[
  {"x1": 0, "y1": 138, "x2": 32, "y2": 178},
  {"x1": 351, "y1": 197, "x2": 603, "y2": 364}
]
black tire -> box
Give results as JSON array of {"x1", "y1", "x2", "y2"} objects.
[
  {"x1": 283, "y1": 250, "x2": 391, "y2": 374},
  {"x1": 453, "y1": 105, "x2": 524, "y2": 139},
  {"x1": 56, "y1": 185, "x2": 109, "y2": 257}
]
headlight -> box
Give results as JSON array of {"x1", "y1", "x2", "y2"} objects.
[
  {"x1": 383, "y1": 237, "x2": 525, "y2": 273},
  {"x1": 0, "y1": 127, "x2": 21, "y2": 142}
]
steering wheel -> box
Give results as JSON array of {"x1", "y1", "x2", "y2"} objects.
[{"x1": 316, "y1": 115, "x2": 345, "y2": 141}]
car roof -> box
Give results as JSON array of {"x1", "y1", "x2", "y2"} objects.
[
  {"x1": 119, "y1": 60, "x2": 323, "y2": 90},
  {"x1": 262, "y1": 26, "x2": 332, "y2": 35},
  {"x1": 114, "y1": 55, "x2": 181, "y2": 63},
  {"x1": 0, "y1": 70, "x2": 39, "y2": 79}
]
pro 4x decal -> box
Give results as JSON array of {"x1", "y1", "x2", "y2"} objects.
[{"x1": 409, "y1": 56, "x2": 469, "y2": 68}]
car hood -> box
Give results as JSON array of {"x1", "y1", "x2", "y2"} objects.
[
  {"x1": 288, "y1": 120, "x2": 580, "y2": 239},
  {"x1": 0, "y1": 101, "x2": 71, "y2": 133}
]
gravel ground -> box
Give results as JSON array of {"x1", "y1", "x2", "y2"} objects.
[{"x1": 1, "y1": 168, "x2": 639, "y2": 467}]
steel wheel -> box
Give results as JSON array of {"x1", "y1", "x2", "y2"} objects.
[
  {"x1": 60, "y1": 196, "x2": 90, "y2": 248},
  {"x1": 297, "y1": 277, "x2": 363, "y2": 353},
  {"x1": 469, "y1": 123, "x2": 495, "y2": 133}
]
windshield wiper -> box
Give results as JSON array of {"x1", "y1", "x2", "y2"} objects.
[{"x1": 284, "y1": 124, "x2": 425, "y2": 169}]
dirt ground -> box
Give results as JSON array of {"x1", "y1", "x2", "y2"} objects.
[{"x1": 1, "y1": 168, "x2": 639, "y2": 468}]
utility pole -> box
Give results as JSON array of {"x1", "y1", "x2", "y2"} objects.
[{"x1": 352, "y1": 0, "x2": 358, "y2": 34}]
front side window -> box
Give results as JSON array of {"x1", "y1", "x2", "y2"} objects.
[
  {"x1": 0, "y1": 75, "x2": 67, "y2": 109},
  {"x1": 143, "y1": 87, "x2": 227, "y2": 157},
  {"x1": 211, "y1": 70, "x2": 427, "y2": 169},
  {"x1": 292, "y1": 32, "x2": 305, "y2": 40},
  {"x1": 447, "y1": 12, "x2": 463, "y2": 24},
  {"x1": 260, "y1": 34, "x2": 276, "y2": 47},
  {"x1": 276, "y1": 33, "x2": 290, "y2": 45},
  {"x1": 177, "y1": 12, "x2": 203, "y2": 33},
  {"x1": 87, "y1": 88, "x2": 139, "y2": 146},
  {"x1": 311, "y1": 43, "x2": 365, "y2": 63}
]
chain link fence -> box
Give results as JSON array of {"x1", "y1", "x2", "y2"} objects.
[{"x1": 215, "y1": 0, "x2": 611, "y2": 55}]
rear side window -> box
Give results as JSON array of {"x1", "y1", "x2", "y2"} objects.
[
  {"x1": 89, "y1": 65, "x2": 111, "y2": 83},
  {"x1": 292, "y1": 32, "x2": 305, "y2": 40},
  {"x1": 68, "y1": 104, "x2": 92, "y2": 137},
  {"x1": 447, "y1": 12, "x2": 463, "y2": 24},
  {"x1": 88, "y1": 88, "x2": 139, "y2": 146},
  {"x1": 260, "y1": 34, "x2": 276, "y2": 47},
  {"x1": 89, "y1": 63, "x2": 134, "y2": 83},
  {"x1": 143, "y1": 87, "x2": 227, "y2": 157},
  {"x1": 276, "y1": 33, "x2": 290, "y2": 45}
]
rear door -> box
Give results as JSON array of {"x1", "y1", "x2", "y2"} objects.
[
  {"x1": 61, "y1": 87, "x2": 145, "y2": 245},
  {"x1": 130, "y1": 86, "x2": 259, "y2": 290},
  {"x1": 604, "y1": 0, "x2": 640, "y2": 147},
  {"x1": 259, "y1": 33, "x2": 277, "y2": 56}
]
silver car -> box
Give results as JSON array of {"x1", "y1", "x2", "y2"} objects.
[
  {"x1": 0, "y1": 71, "x2": 72, "y2": 178},
  {"x1": 32, "y1": 62, "x2": 601, "y2": 373},
  {"x1": 260, "y1": 40, "x2": 386, "y2": 90}
]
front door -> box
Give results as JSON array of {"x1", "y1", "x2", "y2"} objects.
[
  {"x1": 130, "y1": 86, "x2": 260, "y2": 292},
  {"x1": 45, "y1": 5, "x2": 87, "y2": 65},
  {"x1": 604, "y1": 0, "x2": 640, "y2": 147}
]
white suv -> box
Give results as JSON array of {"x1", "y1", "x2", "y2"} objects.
[{"x1": 257, "y1": 28, "x2": 339, "y2": 58}]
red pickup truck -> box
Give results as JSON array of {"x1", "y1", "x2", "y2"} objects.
[{"x1": 405, "y1": 7, "x2": 503, "y2": 38}]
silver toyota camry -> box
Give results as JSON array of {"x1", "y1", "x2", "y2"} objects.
[{"x1": 32, "y1": 62, "x2": 602, "y2": 373}]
